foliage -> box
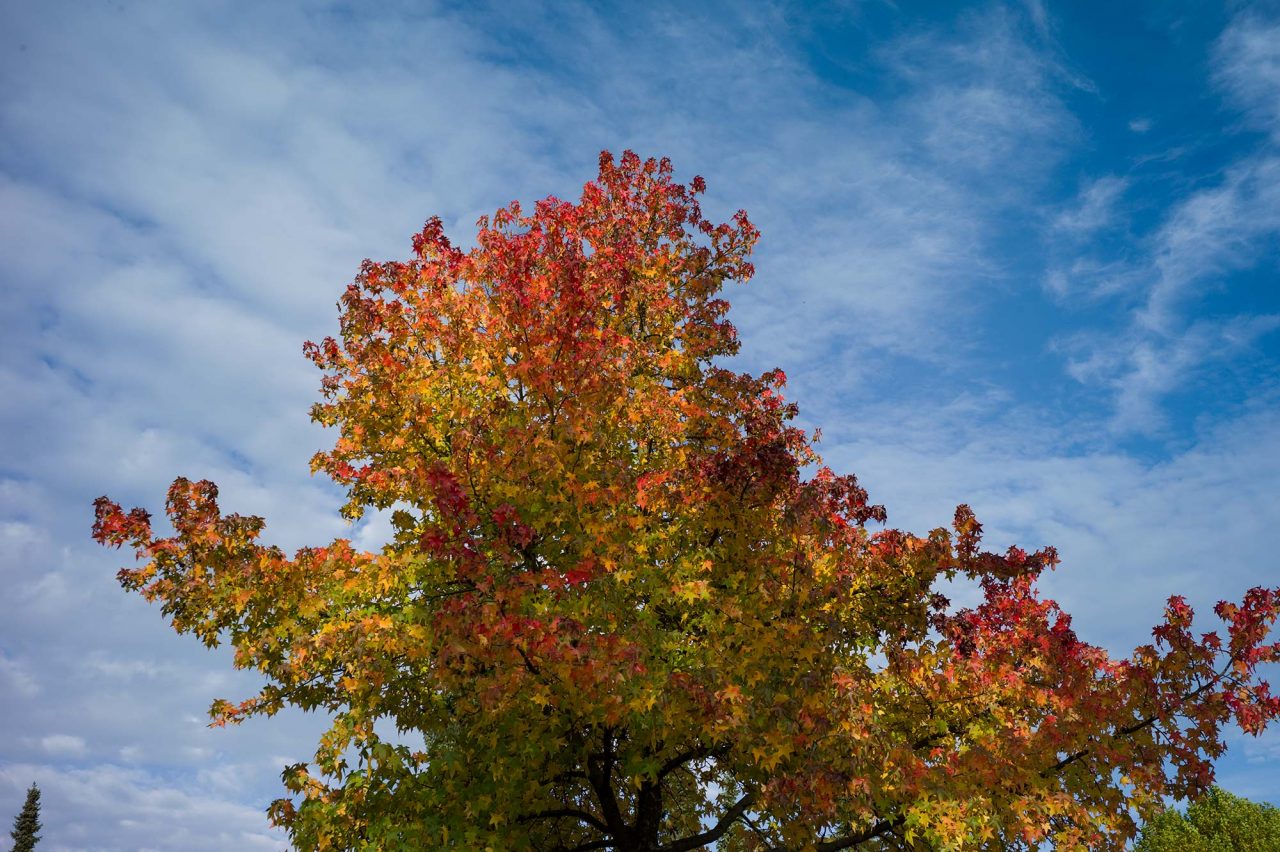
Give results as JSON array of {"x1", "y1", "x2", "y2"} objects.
[
  {"x1": 94, "y1": 152, "x2": 1280, "y2": 851},
  {"x1": 10, "y1": 783, "x2": 41, "y2": 852},
  {"x1": 1136, "y1": 786, "x2": 1280, "y2": 851}
]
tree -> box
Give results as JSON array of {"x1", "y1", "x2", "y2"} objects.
[
  {"x1": 1136, "y1": 786, "x2": 1280, "y2": 851},
  {"x1": 10, "y1": 783, "x2": 41, "y2": 852},
  {"x1": 93, "y1": 151, "x2": 1280, "y2": 851}
]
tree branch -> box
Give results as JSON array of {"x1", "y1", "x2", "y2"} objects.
[
  {"x1": 656, "y1": 742, "x2": 726, "y2": 780},
  {"x1": 1040, "y1": 712, "x2": 1161, "y2": 778},
  {"x1": 658, "y1": 792, "x2": 756, "y2": 852},
  {"x1": 518, "y1": 807, "x2": 610, "y2": 835},
  {"x1": 562, "y1": 840, "x2": 614, "y2": 852},
  {"x1": 813, "y1": 815, "x2": 905, "y2": 851}
]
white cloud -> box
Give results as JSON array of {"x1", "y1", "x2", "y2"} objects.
[
  {"x1": 1043, "y1": 255, "x2": 1145, "y2": 300},
  {"x1": 1143, "y1": 156, "x2": 1280, "y2": 332},
  {"x1": 1214, "y1": 13, "x2": 1280, "y2": 139},
  {"x1": 82, "y1": 655, "x2": 163, "y2": 681},
  {"x1": 40, "y1": 735, "x2": 87, "y2": 757},
  {"x1": 1051, "y1": 176, "x2": 1130, "y2": 238},
  {"x1": 1042, "y1": 175, "x2": 1137, "y2": 300}
]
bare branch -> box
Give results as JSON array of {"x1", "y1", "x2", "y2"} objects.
[
  {"x1": 518, "y1": 807, "x2": 610, "y2": 835},
  {"x1": 813, "y1": 815, "x2": 905, "y2": 851},
  {"x1": 658, "y1": 792, "x2": 756, "y2": 852}
]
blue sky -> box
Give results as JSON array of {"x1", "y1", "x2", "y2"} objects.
[{"x1": 2, "y1": 1, "x2": 1278, "y2": 848}]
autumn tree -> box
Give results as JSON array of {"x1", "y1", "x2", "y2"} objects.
[
  {"x1": 94, "y1": 152, "x2": 1280, "y2": 851},
  {"x1": 1135, "y1": 786, "x2": 1280, "y2": 851},
  {"x1": 10, "y1": 783, "x2": 41, "y2": 852}
]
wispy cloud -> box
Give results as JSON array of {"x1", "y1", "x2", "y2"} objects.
[
  {"x1": 1143, "y1": 156, "x2": 1280, "y2": 331},
  {"x1": 1050, "y1": 175, "x2": 1130, "y2": 239},
  {"x1": 39, "y1": 735, "x2": 87, "y2": 758},
  {"x1": 1041, "y1": 11, "x2": 1280, "y2": 435},
  {"x1": 1043, "y1": 175, "x2": 1137, "y2": 300},
  {"x1": 1214, "y1": 13, "x2": 1280, "y2": 139},
  {"x1": 719, "y1": 4, "x2": 1079, "y2": 404}
]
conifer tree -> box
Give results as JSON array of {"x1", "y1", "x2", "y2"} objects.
[{"x1": 9, "y1": 783, "x2": 41, "y2": 852}]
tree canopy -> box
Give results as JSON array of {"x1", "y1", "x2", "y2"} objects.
[
  {"x1": 1136, "y1": 786, "x2": 1280, "y2": 851},
  {"x1": 94, "y1": 151, "x2": 1280, "y2": 851}
]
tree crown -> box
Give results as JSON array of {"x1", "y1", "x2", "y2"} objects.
[
  {"x1": 1136, "y1": 786, "x2": 1280, "y2": 852},
  {"x1": 94, "y1": 151, "x2": 1280, "y2": 851}
]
